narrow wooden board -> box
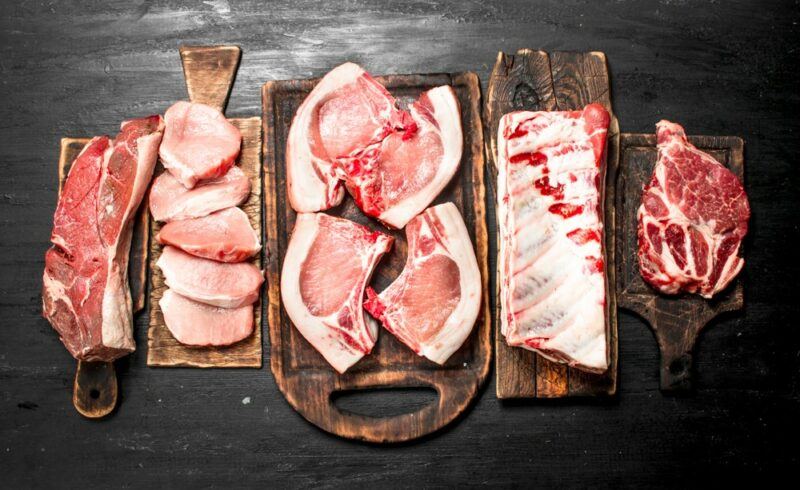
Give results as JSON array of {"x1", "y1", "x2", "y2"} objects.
[
  {"x1": 484, "y1": 49, "x2": 619, "y2": 398},
  {"x1": 262, "y1": 71, "x2": 491, "y2": 442},
  {"x1": 615, "y1": 133, "x2": 745, "y2": 393},
  {"x1": 146, "y1": 45, "x2": 263, "y2": 368}
]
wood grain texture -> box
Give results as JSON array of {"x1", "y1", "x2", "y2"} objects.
[
  {"x1": 147, "y1": 45, "x2": 262, "y2": 368},
  {"x1": 262, "y1": 71, "x2": 490, "y2": 442},
  {"x1": 484, "y1": 49, "x2": 619, "y2": 398},
  {"x1": 616, "y1": 133, "x2": 745, "y2": 393}
]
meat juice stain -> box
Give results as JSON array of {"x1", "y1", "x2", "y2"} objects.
[{"x1": 548, "y1": 203, "x2": 584, "y2": 219}]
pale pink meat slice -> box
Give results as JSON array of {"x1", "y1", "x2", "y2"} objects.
[
  {"x1": 149, "y1": 165, "x2": 251, "y2": 222},
  {"x1": 157, "y1": 207, "x2": 260, "y2": 263},
  {"x1": 280, "y1": 213, "x2": 393, "y2": 373},
  {"x1": 160, "y1": 290, "x2": 253, "y2": 346},
  {"x1": 156, "y1": 246, "x2": 263, "y2": 308},
  {"x1": 159, "y1": 101, "x2": 242, "y2": 188},
  {"x1": 364, "y1": 203, "x2": 481, "y2": 364}
]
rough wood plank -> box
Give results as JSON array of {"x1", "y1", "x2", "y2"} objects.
[
  {"x1": 180, "y1": 45, "x2": 241, "y2": 112},
  {"x1": 616, "y1": 133, "x2": 745, "y2": 393},
  {"x1": 262, "y1": 71, "x2": 490, "y2": 442},
  {"x1": 147, "y1": 117, "x2": 263, "y2": 368}
]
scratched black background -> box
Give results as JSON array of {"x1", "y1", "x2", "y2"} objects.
[{"x1": 1, "y1": 1, "x2": 798, "y2": 487}]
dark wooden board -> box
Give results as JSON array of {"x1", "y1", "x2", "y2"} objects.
[
  {"x1": 615, "y1": 133, "x2": 745, "y2": 393},
  {"x1": 484, "y1": 49, "x2": 619, "y2": 398},
  {"x1": 146, "y1": 45, "x2": 264, "y2": 368},
  {"x1": 262, "y1": 71, "x2": 491, "y2": 442}
]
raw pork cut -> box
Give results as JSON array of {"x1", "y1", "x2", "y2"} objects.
[
  {"x1": 42, "y1": 115, "x2": 164, "y2": 361},
  {"x1": 497, "y1": 103, "x2": 610, "y2": 373},
  {"x1": 156, "y1": 246, "x2": 263, "y2": 308},
  {"x1": 149, "y1": 165, "x2": 251, "y2": 222},
  {"x1": 159, "y1": 101, "x2": 242, "y2": 188},
  {"x1": 364, "y1": 203, "x2": 481, "y2": 364},
  {"x1": 637, "y1": 120, "x2": 750, "y2": 298},
  {"x1": 160, "y1": 290, "x2": 253, "y2": 346},
  {"x1": 281, "y1": 213, "x2": 393, "y2": 373},
  {"x1": 157, "y1": 207, "x2": 260, "y2": 263},
  {"x1": 287, "y1": 62, "x2": 462, "y2": 228}
]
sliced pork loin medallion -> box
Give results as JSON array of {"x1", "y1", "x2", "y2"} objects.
[
  {"x1": 281, "y1": 213, "x2": 393, "y2": 373},
  {"x1": 287, "y1": 62, "x2": 462, "y2": 228},
  {"x1": 149, "y1": 165, "x2": 251, "y2": 222},
  {"x1": 157, "y1": 207, "x2": 260, "y2": 263},
  {"x1": 43, "y1": 115, "x2": 164, "y2": 361},
  {"x1": 156, "y1": 246, "x2": 263, "y2": 308},
  {"x1": 364, "y1": 203, "x2": 481, "y2": 364},
  {"x1": 160, "y1": 290, "x2": 253, "y2": 346},
  {"x1": 497, "y1": 103, "x2": 611, "y2": 373},
  {"x1": 637, "y1": 120, "x2": 750, "y2": 298},
  {"x1": 159, "y1": 101, "x2": 242, "y2": 188}
]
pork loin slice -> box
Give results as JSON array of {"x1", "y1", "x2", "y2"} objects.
[
  {"x1": 364, "y1": 203, "x2": 481, "y2": 364},
  {"x1": 497, "y1": 104, "x2": 610, "y2": 373},
  {"x1": 637, "y1": 121, "x2": 750, "y2": 298},
  {"x1": 157, "y1": 207, "x2": 260, "y2": 263},
  {"x1": 160, "y1": 290, "x2": 253, "y2": 346},
  {"x1": 336, "y1": 86, "x2": 463, "y2": 228},
  {"x1": 281, "y1": 213, "x2": 393, "y2": 373},
  {"x1": 287, "y1": 62, "x2": 462, "y2": 228},
  {"x1": 42, "y1": 115, "x2": 164, "y2": 361},
  {"x1": 149, "y1": 165, "x2": 251, "y2": 222},
  {"x1": 156, "y1": 246, "x2": 263, "y2": 308},
  {"x1": 159, "y1": 101, "x2": 242, "y2": 188}
]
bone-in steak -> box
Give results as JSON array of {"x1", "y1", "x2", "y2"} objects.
[
  {"x1": 42, "y1": 115, "x2": 164, "y2": 361},
  {"x1": 637, "y1": 120, "x2": 750, "y2": 298}
]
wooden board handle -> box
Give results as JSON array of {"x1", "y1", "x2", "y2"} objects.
[
  {"x1": 73, "y1": 361, "x2": 117, "y2": 418},
  {"x1": 180, "y1": 45, "x2": 241, "y2": 112}
]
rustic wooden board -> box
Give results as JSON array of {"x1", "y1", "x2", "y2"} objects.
[
  {"x1": 146, "y1": 45, "x2": 263, "y2": 368},
  {"x1": 262, "y1": 71, "x2": 490, "y2": 442},
  {"x1": 615, "y1": 133, "x2": 745, "y2": 393},
  {"x1": 484, "y1": 49, "x2": 619, "y2": 398}
]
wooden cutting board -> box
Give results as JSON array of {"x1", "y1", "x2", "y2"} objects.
[
  {"x1": 146, "y1": 45, "x2": 263, "y2": 368},
  {"x1": 615, "y1": 133, "x2": 745, "y2": 393},
  {"x1": 484, "y1": 49, "x2": 620, "y2": 398},
  {"x1": 56, "y1": 137, "x2": 149, "y2": 418},
  {"x1": 262, "y1": 71, "x2": 491, "y2": 442}
]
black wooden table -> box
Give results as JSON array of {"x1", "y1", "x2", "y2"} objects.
[{"x1": 1, "y1": 1, "x2": 797, "y2": 487}]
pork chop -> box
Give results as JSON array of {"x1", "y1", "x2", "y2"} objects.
[
  {"x1": 149, "y1": 165, "x2": 251, "y2": 222},
  {"x1": 281, "y1": 213, "x2": 393, "y2": 373},
  {"x1": 159, "y1": 101, "x2": 242, "y2": 188},
  {"x1": 157, "y1": 207, "x2": 260, "y2": 263},
  {"x1": 42, "y1": 115, "x2": 164, "y2": 361},
  {"x1": 364, "y1": 203, "x2": 481, "y2": 364}
]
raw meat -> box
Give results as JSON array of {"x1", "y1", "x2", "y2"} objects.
[
  {"x1": 160, "y1": 290, "x2": 253, "y2": 346},
  {"x1": 281, "y1": 213, "x2": 393, "y2": 373},
  {"x1": 637, "y1": 120, "x2": 750, "y2": 298},
  {"x1": 364, "y1": 203, "x2": 481, "y2": 364},
  {"x1": 157, "y1": 207, "x2": 260, "y2": 263},
  {"x1": 42, "y1": 115, "x2": 164, "y2": 361},
  {"x1": 287, "y1": 62, "x2": 463, "y2": 228},
  {"x1": 159, "y1": 101, "x2": 242, "y2": 188},
  {"x1": 156, "y1": 246, "x2": 263, "y2": 308},
  {"x1": 497, "y1": 103, "x2": 610, "y2": 373},
  {"x1": 149, "y1": 165, "x2": 251, "y2": 222}
]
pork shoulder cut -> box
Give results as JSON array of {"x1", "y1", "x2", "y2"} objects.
[
  {"x1": 42, "y1": 115, "x2": 164, "y2": 361},
  {"x1": 157, "y1": 207, "x2": 260, "y2": 263},
  {"x1": 364, "y1": 202, "x2": 481, "y2": 364},
  {"x1": 637, "y1": 120, "x2": 750, "y2": 298},
  {"x1": 156, "y1": 246, "x2": 263, "y2": 308},
  {"x1": 286, "y1": 62, "x2": 462, "y2": 228},
  {"x1": 160, "y1": 290, "x2": 253, "y2": 346},
  {"x1": 497, "y1": 103, "x2": 610, "y2": 373},
  {"x1": 159, "y1": 101, "x2": 242, "y2": 188},
  {"x1": 281, "y1": 213, "x2": 393, "y2": 373},
  {"x1": 149, "y1": 165, "x2": 251, "y2": 222}
]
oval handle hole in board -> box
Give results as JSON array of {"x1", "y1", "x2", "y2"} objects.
[{"x1": 331, "y1": 387, "x2": 438, "y2": 418}]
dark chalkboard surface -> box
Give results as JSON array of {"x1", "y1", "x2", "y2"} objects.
[{"x1": 2, "y1": 0, "x2": 797, "y2": 486}]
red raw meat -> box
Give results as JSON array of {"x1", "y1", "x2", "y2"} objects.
[
  {"x1": 149, "y1": 165, "x2": 251, "y2": 222},
  {"x1": 157, "y1": 207, "x2": 260, "y2": 263}
]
